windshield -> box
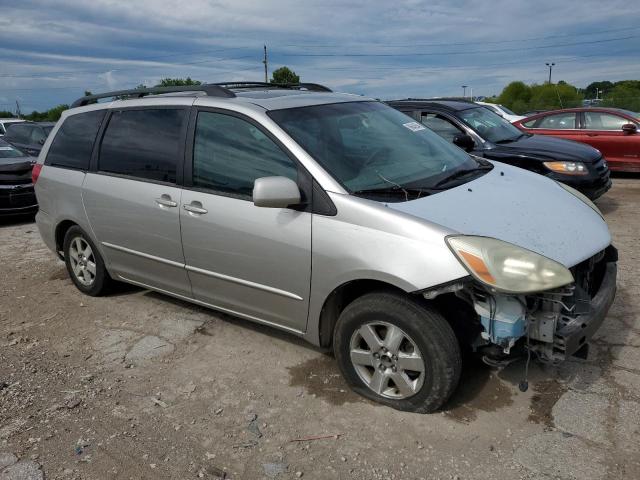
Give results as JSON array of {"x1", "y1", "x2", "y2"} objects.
[
  {"x1": 44, "y1": 126, "x2": 54, "y2": 135},
  {"x1": 268, "y1": 101, "x2": 480, "y2": 195},
  {"x1": 0, "y1": 139, "x2": 26, "y2": 158},
  {"x1": 457, "y1": 107, "x2": 524, "y2": 143}
]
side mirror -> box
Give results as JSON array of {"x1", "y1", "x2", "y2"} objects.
[
  {"x1": 38, "y1": 138, "x2": 45, "y2": 145},
  {"x1": 453, "y1": 133, "x2": 475, "y2": 152},
  {"x1": 253, "y1": 176, "x2": 301, "y2": 208},
  {"x1": 622, "y1": 123, "x2": 637, "y2": 134}
]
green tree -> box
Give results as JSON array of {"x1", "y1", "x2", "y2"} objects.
[
  {"x1": 0, "y1": 111, "x2": 15, "y2": 118},
  {"x1": 496, "y1": 81, "x2": 532, "y2": 114},
  {"x1": 602, "y1": 83, "x2": 640, "y2": 112},
  {"x1": 495, "y1": 80, "x2": 583, "y2": 113},
  {"x1": 270, "y1": 66, "x2": 300, "y2": 85},
  {"x1": 528, "y1": 82, "x2": 582, "y2": 110},
  {"x1": 155, "y1": 77, "x2": 201, "y2": 87},
  {"x1": 584, "y1": 81, "x2": 613, "y2": 99},
  {"x1": 23, "y1": 104, "x2": 68, "y2": 122}
]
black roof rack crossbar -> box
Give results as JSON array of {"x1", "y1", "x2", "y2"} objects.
[
  {"x1": 213, "y1": 82, "x2": 332, "y2": 92},
  {"x1": 71, "y1": 84, "x2": 236, "y2": 108}
]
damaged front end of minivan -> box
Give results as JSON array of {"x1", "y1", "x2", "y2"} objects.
[{"x1": 423, "y1": 237, "x2": 617, "y2": 365}]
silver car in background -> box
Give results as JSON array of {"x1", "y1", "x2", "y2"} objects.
[{"x1": 34, "y1": 83, "x2": 617, "y2": 412}]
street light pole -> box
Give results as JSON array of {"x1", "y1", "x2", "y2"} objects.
[
  {"x1": 545, "y1": 62, "x2": 555, "y2": 84},
  {"x1": 461, "y1": 85, "x2": 468, "y2": 98}
]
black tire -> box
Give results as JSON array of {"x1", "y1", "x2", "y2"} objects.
[
  {"x1": 333, "y1": 291, "x2": 461, "y2": 413},
  {"x1": 63, "y1": 225, "x2": 113, "y2": 296}
]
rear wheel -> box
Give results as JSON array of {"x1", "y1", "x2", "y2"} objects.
[
  {"x1": 63, "y1": 226, "x2": 113, "y2": 296},
  {"x1": 333, "y1": 291, "x2": 461, "y2": 413}
]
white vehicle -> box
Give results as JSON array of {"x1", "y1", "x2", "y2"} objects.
[
  {"x1": 475, "y1": 102, "x2": 525, "y2": 123},
  {"x1": 0, "y1": 118, "x2": 26, "y2": 136}
]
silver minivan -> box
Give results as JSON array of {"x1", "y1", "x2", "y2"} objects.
[{"x1": 34, "y1": 83, "x2": 617, "y2": 412}]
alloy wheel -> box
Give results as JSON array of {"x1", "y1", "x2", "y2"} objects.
[
  {"x1": 349, "y1": 321, "x2": 425, "y2": 399},
  {"x1": 68, "y1": 236, "x2": 96, "y2": 286}
]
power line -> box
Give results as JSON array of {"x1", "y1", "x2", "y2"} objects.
[
  {"x1": 0, "y1": 45, "x2": 252, "y2": 68},
  {"x1": 281, "y1": 25, "x2": 640, "y2": 48},
  {"x1": 0, "y1": 54, "x2": 259, "y2": 79},
  {"x1": 278, "y1": 34, "x2": 640, "y2": 58}
]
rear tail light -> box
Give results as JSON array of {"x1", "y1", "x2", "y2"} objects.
[{"x1": 31, "y1": 163, "x2": 43, "y2": 184}]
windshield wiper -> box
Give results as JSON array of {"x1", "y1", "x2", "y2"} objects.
[
  {"x1": 353, "y1": 186, "x2": 436, "y2": 200},
  {"x1": 431, "y1": 164, "x2": 492, "y2": 189}
]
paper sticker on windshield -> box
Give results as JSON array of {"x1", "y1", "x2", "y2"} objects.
[
  {"x1": 0, "y1": 146, "x2": 14, "y2": 151},
  {"x1": 402, "y1": 121, "x2": 426, "y2": 132}
]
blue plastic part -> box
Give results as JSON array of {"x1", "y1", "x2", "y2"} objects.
[{"x1": 480, "y1": 314, "x2": 526, "y2": 347}]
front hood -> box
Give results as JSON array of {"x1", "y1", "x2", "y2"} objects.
[
  {"x1": 0, "y1": 156, "x2": 35, "y2": 172},
  {"x1": 487, "y1": 134, "x2": 602, "y2": 163},
  {"x1": 388, "y1": 163, "x2": 611, "y2": 268}
]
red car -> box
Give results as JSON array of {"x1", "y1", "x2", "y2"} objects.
[{"x1": 514, "y1": 107, "x2": 640, "y2": 172}]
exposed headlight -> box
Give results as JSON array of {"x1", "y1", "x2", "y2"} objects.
[
  {"x1": 543, "y1": 161, "x2": 588, "y2": 175},
  {"x1": 557, "y1": 181, "x2": 603, "y2": 219},
  {"x1": 446, "y1": 235, "x2": 574, "y2": 293}
]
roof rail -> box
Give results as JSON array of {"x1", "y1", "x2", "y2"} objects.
[
  {"x1": 213, "y1": 82, "x2": 332, "y2": 92},
  {"x1": 401, "y1": 97, "x2": 476, "y2": 103},
  {"x1": 71, "y1": 81, "x2": 333, "y2": 108},
  {"x1": 71, "y1": 84, "x2": 236, "y2": 108}
]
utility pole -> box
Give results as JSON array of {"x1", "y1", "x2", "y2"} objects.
[
  {"x1": 263, "y1": 45, "x2": 268, "y2": 83},
  {"x1": 461, "y1": 85, "x2": 468, "y2": 98},
  {"x1": 545, "y1": 62, "x2": 555, "y2": 84}
]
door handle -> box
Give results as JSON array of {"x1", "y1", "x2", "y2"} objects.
[
  {"x1": 587, "y1": 133, "x2": 598, "y2": 137},
  {"x1": 155, "y1": 195, "x2": 177, "y2": 208},
  {"x1": 183, "y1": 202, "x2": 208, "y2": 215}
]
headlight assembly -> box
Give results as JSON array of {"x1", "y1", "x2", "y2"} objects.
[
  {"x1": 543, "y1": 161, "x2": 588, "y2": 175},
  {"x1": 446, "y1": 235, "x2": 574, "y2": 293}
]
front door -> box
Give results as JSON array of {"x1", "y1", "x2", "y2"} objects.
[
  {"x1": 83, "y1": 107, "x2": 192, "y2": 296},
  {"x1": 579, "y1": 111, "x2": 640, "y2": 169},
  {"x1": 180, "y1": 109, "x2": 312, "y2": 332}
]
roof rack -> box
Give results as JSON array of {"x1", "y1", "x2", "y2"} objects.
[
  {"x1": 71, "y1": 81, "x2": 333, "y2": 108},
  {"x1": 71, "y1": 84, "x2": 236, "y2": 108},
  {"x1": 213, "y1": 82, "x2": 332, "y2": 92},
  {"x1": 402, "y1": 97, "x2": 476, "y2": 103}
]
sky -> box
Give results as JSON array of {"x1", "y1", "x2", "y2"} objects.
[{"x1": 1, "y1": 0, "x2": 640, "y2": 113}]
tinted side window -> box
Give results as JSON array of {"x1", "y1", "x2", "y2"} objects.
[
  {"x1": 99, "y1": 109, "x2": 187, "y2": 183},
  {"x1": 5, "y1": 124, "x2": 29, "y2": 143},
  {"x1": 421, "y1": 113, "x2": 463, "y2": 142},
  {"x1": 30, "y1": 127, "x2": 47, "y2": 144},
  {"x1": 46, "y1": 110, "x2": 105, "y2": 170},
  {"x1": 584, "y1": 112, "x2": 628, "y2": 130},
  {"x1": 535, "y1": 113, "x2": 576, "y2": 129},
  {"x1": 192, "y1": 111, "x2": 297, "y2": 198}
]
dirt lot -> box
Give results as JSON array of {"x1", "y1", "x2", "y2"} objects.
[{"x1": 1, "y1": 178, "x2": 639, "y2": 480}]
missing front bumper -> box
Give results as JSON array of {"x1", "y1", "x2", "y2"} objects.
[{"x1": 551, "y1": 262, "x2": 617, "y2": 360}]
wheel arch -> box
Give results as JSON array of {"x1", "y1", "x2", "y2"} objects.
[
  {"x1": 316, "y1": 279, "x2": 407, "y2": 349},
  {"x1": 54, "y1": 219, "x2": 79, "y2": 256}
]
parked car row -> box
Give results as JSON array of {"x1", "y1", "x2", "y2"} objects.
[
  {"x1": 3, "y1": 121, "x2": 55, "y2": 156},
  {"x1": 0, "y1": 138, "x2": 38, "y2": 215},
  {"x1": 388, "y1": 99, "x2": 611, "y2": 200},
  {"x1": 32, "y1": 82, "x2": 617, "y2": 413},
  {"x1": 0, "y1": 118, "x2": 26, "y2": 136},
  {"x1": 513, "y1": 107, "x2": 640, "y2": 172}
]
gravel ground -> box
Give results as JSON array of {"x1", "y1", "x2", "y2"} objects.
[{"x1": 1, "y1": 178, "x2": 639, "y2": 480}]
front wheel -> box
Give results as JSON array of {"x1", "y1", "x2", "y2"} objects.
[{"x1": 333, "y1": 291, "x2": 461, "y2": 413}]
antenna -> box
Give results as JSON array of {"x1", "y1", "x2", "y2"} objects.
[{"x1": 263, "y1": 45, "x2": 268, "y2": 83}]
